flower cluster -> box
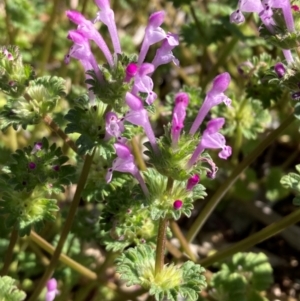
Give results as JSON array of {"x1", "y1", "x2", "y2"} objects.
[
  {"x1": 230, "y1": 0, "x2": 297, "y2": 63},
  {"x1": 65, "y1": 0, "x2": 232, "y2": 202},
  {"x1": 230, "y1": 0, "x2": 300, "y2": 100}
]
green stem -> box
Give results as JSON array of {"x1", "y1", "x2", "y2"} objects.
[
  {"x1": 43, "y1": 115, "x2": 78, "y2": 154},
  {"x1": 131, "y1": 136, "x2": 147, "y2": 171},
  {"x1": 4, "y1": 0, "x2": 14, "y2": 44},
  {"x1": 39, "y1": 0, "x2": 60, "y2": 74},
  {"x1": 199, "y1": 207, "x2": 300, "y2": 267},
  {"x1": 169, "y1": 220, "x2": 196, "y2": 262},
  {"x1": 155, "y1": 218, "x2": 168, "y2": 275},
  {"x1": 27, "y1": 151, "x2": 95, "y2": 301},
  {"x1": 29, "y1": 231, "x2": 97, "y2": 280},
  {"x1": 0, "y1": 227, "x2": 18, "y2": 276},
  {"x1": 186, "y1": 114, "x2": 296, "y2": 243}
]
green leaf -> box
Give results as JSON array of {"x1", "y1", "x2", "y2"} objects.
[
  {"x1": 26, "y1": 76, "x2": 66, "y2": 115},
  {"x1": 210, "y1": 252, "x2": 273, "y2": 301},
  {"x1": 280, "y1": 164, "x2": 300, "y2": 205},
  {"x1": 0, "y1": 137, "x2": 76, "y2": 193},
  {"x1": 0, "y1": 97, "x2": 40, "y2": 130},
  {"x1": 0, "y1": 46, "x2": 35, "y2": 97},
  {"x1": 0, "y1": 276, "x2": 26, "y2": 301},
  {"x1": 0, "y1": 188, "x2": 59, "y2": 236},
  {"x1": 116, "y1": 245, "x2": 206, "y2": 301}
]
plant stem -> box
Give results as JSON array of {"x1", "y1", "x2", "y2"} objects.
[
  {"x1": 43, "y1": 115, "x2": 78, "y2": 154},
  {"x1": 199, "y1": 207, "x2": 300, "y2": 267},
  {"x1": 3, "y1": 0, "x2": 14, "y2": 44},
  {"x1": 155, "y1": 218, "x2": 168, "y2": 275},
  {"x1": 186, "y1": 114, "x2": 296, "y2": 243},
  {"x1": 169, "y1": 220, "x2": 196, "y2": 261},
  {"x1": 29, "y1": 231, "x2": 97, "y2": 280},
  {"x1": 131, "y1": 136, "x2": 147, "y2": 171},
  {"x1": 39, "y1": 0, "x2": 60, "y2": 74},
  {"x1": 27, "y1": 151, "x2": 95, "y2": 301},
  {"x1": 0, "y1": 227, "x2": 18, "y2": 276}
]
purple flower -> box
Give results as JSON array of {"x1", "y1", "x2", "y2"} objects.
[
  {"x1": 171, "y1": 92, "x2": 189, "y2": 147},
  {"x1": 152, "y1": 33, "x2": 180, "y2": 70},
  {"x1": 45, "y1": 278, "x2": 59, "y2": 301},
  {"x1": 94, "y1": 0, "x2": 121, "y2": 54},
  {"x1": 189, "y1": 72, "x2": 231, "y2": 135},
  {"x1": 186, "y1": 174, "x2": 200, "y2": 190},
  {"x1": 274, "y1": 62, "x2": 286, "y2": 78},
  {"x1": 31, "y1": 142, "x2": 42, "y2": 154},
  {"x1": 104, "y1": 112, "x2": 125, "y2": 140},
  {"x1": 131, "y1": 63, "x2": 157, "y2": 105},
  {"x1": 138, "y1": 11, "x2": 167, "y2": 65},
  {"x1": 173, "y1": 200, "x2": 183, "y2": 210},
  {"x1": 230, "y1": 0, "x2": 264, "y2": 24},
  {"x1": 65, "y1": 30, "x2": 102, "y2": 81},
  {"x1": 187, "y1": 118, "x2": 232, "y2": 168},
  {"x1": 66, "y1": 10, "x2": 113, "y2": 66},
  {"x1": 106, "y1": 142, "x2": 149, "y2": 196},
  {"x1": 124, "y1": 92, "x2": 159, "y2": 154},
  {"x1": 262, "y1": 0, "x2": 295, "y2": 32},
  {"x1": 28, "y1": 162, "x2": 36, "y2": 170},
  {"x1": 3, "y1": 48, "x2": 13, "y2": 60}
]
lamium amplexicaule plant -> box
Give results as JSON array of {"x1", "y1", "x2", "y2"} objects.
[{"x1": 1, "y1": 0, "x2": 300, "y2": 300}]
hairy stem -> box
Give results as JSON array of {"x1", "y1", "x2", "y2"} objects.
[
  {"x1": 28, "y1": 151, "x2": 95, "y2": 301},
  {"x1": 199, "y1": 208, "x2": 300, "y2": 267},
  {"x1": 43, "y1": 115, "x2": 78, "y2": 153},
  {"x1": 0, "y1": 227, "x2": 18, "y2": 276},
  {"x1": 155, "y1": 218, "x2": 168, "y2": 275},
  {"x1": 186, "y1": 114, "x2": 295, "y2": 243},
  {"x1": 169, "y1": 220, "x2": 196, "y2": 261},
  {"x1": 29, "y1": 231, "x2": 97, "y2": 279}
]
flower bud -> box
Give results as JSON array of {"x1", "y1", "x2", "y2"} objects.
[
  {"x1": 28, "y1": 162, "x2": 36, "y2": 170},
  {"x1": 173, "y1": 200, "x2": 183, "y2": 210},
  {"x1": 187, "y1": 174, "x2": 200, "y2": 190},
  {"x1": 274, "y1": 62, "x2": 286, "y2": 78}
]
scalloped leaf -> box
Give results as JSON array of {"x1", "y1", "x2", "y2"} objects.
[
  {"x1": 116, "y1": 244, "x2": 206, "y2": 301},
  {"x1": 0, "y1": 276, "x2": 26, "y2": 301},
  {"x1": 0, "y1": 137, "x2": 76, "y2": 193},
  {"x1": 280, "y1": 164, "x2": 300, "y2": 206}
]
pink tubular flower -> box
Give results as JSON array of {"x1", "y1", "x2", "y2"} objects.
[
  {"x1": 262, "y1": 0, "x2": 295, "y2": 32},
  {"x1": 3, "y1": 48, "x2": 13, "y2": 60},
  {"x1": 131, "y1": 63, "x2": 157, "y2": 105},
  {"x1": 104, "y1": 112, "x2": 125, "y2": 140},
  {"x1": 152, "y1": 33, "x2": 180, "y2": 70},
  {"x1": 171, "y1": 92, "x2": 189, "y2": 147},
  {"x1": 138, "y1": 11, "x2": 167, "y2": 65},
  {"x1": 45, "y1": 278, "x2": 59, "y2": 301},
  {"x1": 94, "y1": 0, "x2": 121, "y2": 54},
  {"x1": 124, "y1": 92, "x2": 159, "y2": 154},
  {"x1": 187, "y1": 118, "x2": 232, "y2": 168},
  {"x1": 106, "y1": 142, "x2": 149, "y2": 196},
  {"x1": 189, "y1": 72, "x2": 231, "y2": 135},
  {"x1": 186, "y1": 174, "x2": 200, "y2": 190},
  {"x1": 66, "y1": 10, "x2": 113, "y2": 66},
  {"x1": 65, "y1": 30, "x2": 102, "y2": 81},
  {"x1": 230, "y1": 0, "x2": 264, "y2": 24}
]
